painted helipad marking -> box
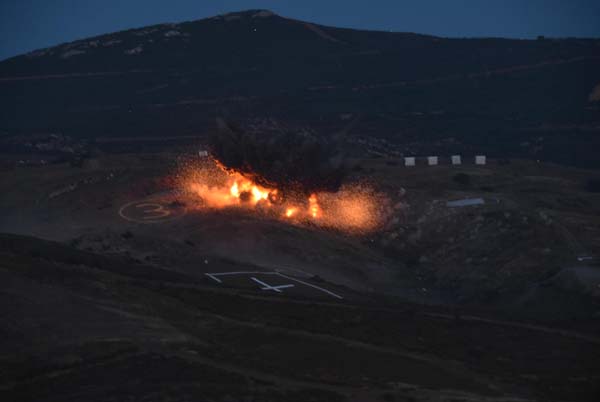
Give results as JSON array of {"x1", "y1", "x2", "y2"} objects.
[
  {"x1": 205, "y1": 271, "x2": 343, "y2": 299},
  {"x1": 275, "y1": 272, "x2": 344, "y2": 300},
  {"x1": 118, "y1": 199, "x2": 186, "y2": 224},
  {"x1": 136, "y1": 203, "x2": 171, "y2": 219},
  {"x1": 250, "y1": 277, "x2": 295, "y2": 293},
  {"x1": 205, "y1": 273, "x2": 223, "y2": 283}
]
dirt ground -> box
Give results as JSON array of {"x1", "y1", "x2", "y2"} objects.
[{"x1": 1, "y1": 152, "x2": 600, "y2": 401}]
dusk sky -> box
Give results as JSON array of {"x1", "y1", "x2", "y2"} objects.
[{"x1": 1, "y1": 0, "x2": 599, "y2": 61}]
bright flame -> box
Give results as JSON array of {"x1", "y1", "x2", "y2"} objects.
[
  {"x1": 230, "y1": 182, "x2": 239, "y2": 197},
  {"x1": 308, "y1": 194, "x2": 321, "y2": 218},
  {"x1": 252, "y1": 186, "x2": 269, "y2": 203},
  {"x1": 178, "y1": 158, "x2": 390, "y2": 234}
]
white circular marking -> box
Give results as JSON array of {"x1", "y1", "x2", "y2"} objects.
[{"x1": 118, "y1": 199, "x2": 186, "y2": 224}]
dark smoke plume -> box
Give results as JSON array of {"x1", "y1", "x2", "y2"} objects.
[{"x1": 209, "y1": 118, "x2": 347, "y2": 194}]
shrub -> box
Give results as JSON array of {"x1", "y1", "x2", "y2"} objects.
[{"x1": 453, "y1": 172, "x2": 471, "y2": 185}]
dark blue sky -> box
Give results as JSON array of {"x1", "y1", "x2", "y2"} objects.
[{"x1": 1, "y1": 0, "x2": 599, "y2": 61}]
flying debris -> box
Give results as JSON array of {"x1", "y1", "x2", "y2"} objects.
[
  {"x1": 209, "y1": 118, "x2": 347, "y2": 194},
  {"x1": 177, "y1": 118, "x2": 390, "y2": 233}
]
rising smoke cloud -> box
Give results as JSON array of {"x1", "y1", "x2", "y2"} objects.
[{"x1": 209, "y1": 118, "x2": 347, "y2": 194}]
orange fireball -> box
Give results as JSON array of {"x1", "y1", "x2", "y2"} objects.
[{"x1": 178, "y1": 157, "x2": 390, "y2": 234}]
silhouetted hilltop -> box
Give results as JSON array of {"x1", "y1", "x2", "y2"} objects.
[{"x1": 1, "y1": 9, "x2": 599, "y2": 167}]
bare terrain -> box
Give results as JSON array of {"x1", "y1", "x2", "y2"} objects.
[{"x1": 1, "y1": 149, "x2": 600, "y2": 401}]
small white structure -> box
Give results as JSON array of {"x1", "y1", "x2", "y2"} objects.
[
  {"x1": 427, "y1": 156, "x2": 438, "y2": 166},
  {"x1": 198, "y1": 150, "x2": 209, "y2": 158},
  {"x1": 404, "y1": 157, "x2": 416, "y2": 167},
  {"x1": 451, "y1": 155, "x2": 462, "y2": 165},
  {"x1": 475, "y1": 155, "x2": 487, "y2": 165}
]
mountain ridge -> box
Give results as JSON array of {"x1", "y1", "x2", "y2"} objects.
[
  {"x1": 0, "y1": 9, "x2": 445, "y2": 64},
  {"x1": 5, "y1": 8, "x2": 600, "y2": 65},
  {"x1": 1, "y1": 9, "x2": 600, "y2": 168},
  {"x1": 3, "y1": 8, "x2": 597, "y2": 74}
]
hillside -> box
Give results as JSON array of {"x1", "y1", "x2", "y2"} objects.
[
  {"x1": 2, "y1": 233, "x2": 599, "y2": 401},
  {"x1": 1, "y1": 9, "x2": 600, "y2": 167}
]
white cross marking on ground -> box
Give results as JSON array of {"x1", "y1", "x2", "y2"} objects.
[
  {"x1": 250, "y1": 277, "x2": 295, "y2": 293},
  {"x1": 204, "y1": 271, "x2": 343, "y2": 299}
]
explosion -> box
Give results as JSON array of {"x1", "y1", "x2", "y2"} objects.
[
  {"x1": 175, "y1": 118, "x2": 391, "y2": 233},
  {"x1": 177, "y1": 157, "x2": 390, "y2": 234}
]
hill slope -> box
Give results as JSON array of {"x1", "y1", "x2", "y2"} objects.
[
  {"x1": 2, "y1": 233, "x2": 600, "y2": 401},
  {"x1": 1, "y1": 9, "x2": 600, "y2": 166}
]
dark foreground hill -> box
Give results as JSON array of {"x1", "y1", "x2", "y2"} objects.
[
  {"x1": 1, "y1": 9, "x2": 600, "y2": 167},
  {"x1": 2, "y1": 233, "x2": 600, "y2": 401}
]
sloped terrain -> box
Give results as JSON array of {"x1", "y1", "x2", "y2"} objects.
[
  {"x1": 0, "y1": 151, "x2": 599, "y2": 318},
  {"x1": 1, "y1": 10, "x2": 599, "y2": 167},
  {"x1": 2, "y1": 233, "x2": 600, "y2": 402}
]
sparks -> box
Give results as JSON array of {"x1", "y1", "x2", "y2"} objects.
[{"x1": 178, "y1": 157, "x2": 389, "y2": 234}]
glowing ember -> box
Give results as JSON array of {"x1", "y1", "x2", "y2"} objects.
[
  {"x1": 177, "y1": 158, "x2": 390, "y2": 234},
  {"x1": 308, "y1": 194, "x2": 321, "y2": 218},
  {"x1": 285, "y1": 207, "x2": 298, "y2": 218}
]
